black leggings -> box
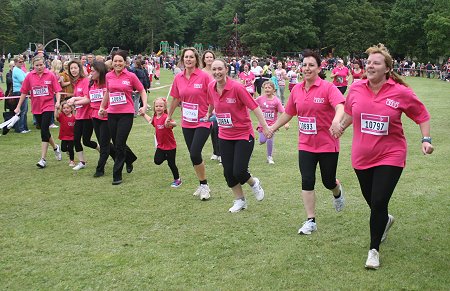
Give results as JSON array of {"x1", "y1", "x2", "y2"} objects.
[
  {"x1": 298, "y1": 150, "x2": 339, "y2": 191},
  {"x1": 219, "y1": 135, "x2": 254, "y2": 188},
  {"x1": 108, "y1": 113, "x2": 137, "y2": 181},
  {"x1": 255, "y1": 77, "x2": 263, "y2": 95},
  {"x1": 61, "y1": 140, "x2": 74, "y2": 160},
  {"x1": 182, "y1": 127, "x2": 210, "y2": 166},
  {"x1": 34, "y1": 111, "x2": 53, "y2": 142},
  {"x1": 154, "y1": 148, "x2": 179, "y2": 180},
  {"x1": 354, "y1": 166, "x2": 403, "y2": 251},
  {"x1": 74, "y1": 119, "x2": 98, "y2": 152},
  {"x1": 93, "y1": 118, "x2": 116, "y2": 173},
  {"x1": 210, "y1": 120, "x2": 220, "y2": 156}
]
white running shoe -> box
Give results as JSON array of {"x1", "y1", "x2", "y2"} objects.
[
  {"x1": 36, "y1": 158, "x2": 46, "y2": 169},
  {"x1": 73, "y1": 162, "x2": 86, "y2": 170},
  {"x1": 251, "y1": 177, "x2": 265, "y2": 201},
  {"x1": 333, "y1": 180, "x2": 345, "y2": 212},
  {"x1": 210, "y1": 154, "x2": 218, "y2": 160},
  {"x1": 199, "y1": 184, "x2": 211, "y2": 200},
  {"x1": 365, "y1": 249, "x2": 380, "y2": 269},
  {"x1": 381, "y1": 214, "x2": 395, "y2": 243},
  {"x1": 228, "y1": 199, "x2": 247, "y2": 213},
  {"x1": 54, "y1": 144, "x2": 62, "y2": 161},
  {"x1": 69, "y1": 160, "x2": 76, "y2": 167},
  {"x1": 267, "y1": 156, "x2": 275, "y2": 164},
  {"x1": 218, "y1": 156, "x2": 222, "y2": 165},
  {"x1": 298, "y1": 219, "x2": 317, "y2": 235},
  {"x1": 193, "y1": 185, "x2": 202, "y2": 197}
]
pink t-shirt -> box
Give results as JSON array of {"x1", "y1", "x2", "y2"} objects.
[
  {"x1": 20, "y1": 68, "x2": 62, "y2": 114},
  {"x1": 332, "y1": 66, "x2": 349, "y2": 87},
  {"x1": 106, "y1": 69, "x2": 144, "y2": 114},
  {"x1": 255, "y1": 95, "x2": 284, "y2": 128},
  {"x1": 285, "y1": 77, "x2": 345, "y2": 152},
  {"x1": 345, "y1": 78, "x2": 430, "y2": 170},
  {"x1": 89, "y1": 81, "x2": 108, "y2": 120},
  {"x1": 207, "y1": 78, "x2": 258, "y2": 140},
  {"x1": 73, "y1": 77, "x2": 91, "y2": 120},
  {"x1": 57, "y1": 113, "x2": 75, "y2": 141},
  {"x1": 170, "y1": 68, "x2": 213, "y2": 129},
  {"x1": 238, "y1": 71, "x2": 255, "y2": 94},
  {"x1": 151, "y1": 113, "x2": 177, "y2": 150},
  {"x1": 275, "y1": 69, "x2": 287, "y2": 86}
]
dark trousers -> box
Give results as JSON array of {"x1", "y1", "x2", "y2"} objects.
[
  {"x1": 61, "y1": 140, "x2": 75, "y2": 160},
  {"x1": 210, "y1": 120, "x2": 220, "y2": 156},
  {"x1": 108, "y1": 113, "x2": 137, "y2": 181},
  {"x1": 74, "y1": 119, "x2": 98, "y2": 152},
  {"x1": 354, "y1": 166, "x2": 403, "y2": 251},
  {"x1": 35, "y1": 111, "x2": 53, "y2": 142},
  {"x1": 182, "y1": 127, "x2": 210, "y2": 166},
  {"x1": 219, "y1": 135, "x2": 254, "y2": 188},
  {"x1": 154, "y1": 148, "x2": 179, "y2": 180},
  {"x1": 298, "y1": 150, "x2": 339, "y2": 191},
  {"x1": 93, "y1": 118, "x2": 116, "y2": 173}
]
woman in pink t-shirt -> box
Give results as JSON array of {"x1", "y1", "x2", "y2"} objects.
[
  {"x1": 205, "y1": 59, "x2": 270, "y2": 213},
  {"x1": 166, "y1": 47, "x2": 213, "y2": 200},
  {"x1": 99, "y1": 50, "x2": 148, "y2": 185},
  {"x1": 350, "y1": 60, "x2": 364, "y2": 84},
  {"x1": 238, "y1": 64, "x2": 256, "y2": 97},
  {"x1": 66, "y1": 60, "x2": 98, "y2": 171},
  {"x1": 339, "y1": 44, "x2": 434, "y2": 270},
  {"x1": 90, "y1": 61, "x2": 116, "y2": 178},
  {"x1": 269, "y1": 49, "x2": 346, "y2": 235},
  {"x1": 14, "y1": 56, "x2": 63, "y2": 168},
  {"x1": 275, "y1": 61, "x2": 288, "y2": 105},
  {"x1": 330, "y1": 59, "x2": 350, "y2": 94}
]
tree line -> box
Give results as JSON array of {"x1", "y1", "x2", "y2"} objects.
[{"x1": 0, "y1": 0, "x2": 449, "y2": 60}]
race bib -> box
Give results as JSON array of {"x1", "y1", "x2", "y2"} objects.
[
  {"x1": 337, "y1": 76, "x2": 344, "y2": 84},
  {"x1": 32, "y1": 86, "x2": 49, "y2": 97},
  {"x1": 298, "y1": 116, "x2": 317, "y2": 134},
  {"x1": 109, "y1": 92, "x2": 126, "y2": 106},
  {"x1": 75, "y1": 105, "x2": 83, "y2": 109},
  {"x1": 89, "y1": 89, "x2": 104, "y2": 102},
  {"x1": 245, "y1": 86, "x2": 254, "y2": 94},
  {"x1": 182, "y1": 102, "x2": 199, "y2": 123},
  {"x1": 216, "y1": 113, "x2": 233, "y2": 128},
  {"x1": 361, "y1": 113, "x2": 389, "y2": 135},
  {"x1": 263, "y1": 110, "x2": 275, "y2": 121}
]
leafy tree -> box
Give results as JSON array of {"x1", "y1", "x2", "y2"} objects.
[
  {"x1": 0, "y1": 0, "x2": 18, "y2": 53},
  {"x1": 241, "y1": 0, "x2": 318, "y2": 56},
  {"x1": 424, "y1": 0, "x2": 450, "y2": 59}
]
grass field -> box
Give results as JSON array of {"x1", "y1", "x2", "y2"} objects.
[{"x1": 0, "y1": 69, "x2": 449, "y2": 290}]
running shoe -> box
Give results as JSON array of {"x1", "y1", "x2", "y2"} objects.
[
  {"x1": 251, "y1": 177, "x2": 265, "y2": 201},
  {"x1": 210, "y1": 154, "x2": 218, "y2": 160},
  {"x1": 54, "y1": 144, "x2": 62, "y2": 161},
  {"x1": 49, "y1": 124, "x2": 59, "y2": 129},
  {"x1": 73, "y1": 162, "x2": 86, "y2": 171},
  {"x1": 69, "y1": 160, "x2": 76, "y2": 167},
  {"x1": 365, "y1": 249, "x2": 380, "y2": 269},
  {"x1": 381, "y1": 214, "x2": 395, "y2": 243},
  {"x1": 199, "y1": 184, "x2": 211, "y2": 200},
  {"x1": 228, "y1": 199, "x2": 247, "y2": 213},
  {"x1": 171, "y1": 179, "x2": 182, "y2": 188},
  {"x1": 36, "y1": 158, "x2": 46, "y2": 169},
  {"x1": 267, "y1": 156, "x2": 275, "y2": 165},
  {"x1": 298, "y1": 219, "x2": 317, "y2": 235},
  {"x1": 333, "y1": 179, "x2": 345, "y2": 212}
]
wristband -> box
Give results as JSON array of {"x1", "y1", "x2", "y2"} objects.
[{"x1": 421, "y1": 137, "x2": 432, "y2": 144}]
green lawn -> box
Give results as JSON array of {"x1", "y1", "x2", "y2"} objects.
[{"x1": 1, "y1": 69, "x2": 449, "y2": 290}]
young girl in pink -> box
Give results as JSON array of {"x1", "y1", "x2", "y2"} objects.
[
  {"x1": 255, "y1": 81, "x2": 289, "y2": 164},
  {"x1": 141, "y1": 97, "x2": 181, "y2": 187},
  {"x1": 55, "y1": 101, "x2": 76, "y2": 166}
]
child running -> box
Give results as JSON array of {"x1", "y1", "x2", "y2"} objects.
[
  {"x1": 141, "y1": 97, "x2": 181, "y2": 187},
  {"x1": 255, "y1": 81, "x2": 289, "y2": 164},
  {"x1": 55, "y1": 101, "x2": 76, "y2": 166}
]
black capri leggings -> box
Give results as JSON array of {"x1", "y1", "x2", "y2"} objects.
[
  {"x1": 92, "y1": 118, "x2": 116, "y2": 173},
  {"x1": 219, "y1": 135, "x2": 254, "y2": 188},
  {"x1": 354, "y1": 165, "x2": 403, "y2": 251},
  {"x1": 61, "y1": 140, "x2": 75, "y2": 160},
  {"x1": 154, "y1": 148, "x2": 179, "y2": 180},
  {"x1": 182, "y1": 127, "x2": 210, "y2": 166},
  {"x1": 74, "y1": 119, "x2": 98, "y2": 152},
  {"x1": 298, "y1": 150, "x2": 339, "y2": 191},
  {"x1": 34, "y1": 111, "x2": 53, "y2": 142}
]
